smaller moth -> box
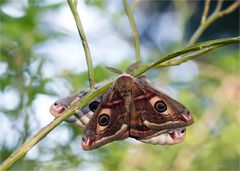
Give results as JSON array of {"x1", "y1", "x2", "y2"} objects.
[{"x1": 50, "y1": 90, "x2": 102, "y2": 128}]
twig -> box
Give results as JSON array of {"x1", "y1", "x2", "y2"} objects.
[
  {"x1": 201, "y1": 0, "x2": 211, "y2": 24},
  {"x1": 220, "y1": 1, "x2": 240, "y2": 16},
  {"x1": 74, "y1": 0, "x2": 78, "y2": 7},
  {"x1": 130, "y1": 0, "x2": 141, "y2": 11},
  {"x1": 123, "y1": 0, "x2": 141, "y2": 63},
  {"x1": 0, "y1": 37, "x2": 239, "y2": 170},
  {"x1": 215, "y1": 0, "x2": 224, "y2": 12},
  {"x1": 67, "y1": 0, "x2": 95, "y2": 89},
  {"x1": 157, "y1": 45, "x2": 223, "y2": 67},
  {"x1": 133, "y1": 37, "x2": 240, "y2": 76},
  {"x1": 188, "y1": 0, "x2": 239, "y2": 46}
]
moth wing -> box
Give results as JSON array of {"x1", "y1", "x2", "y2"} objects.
[
  {"x1": 139, "y1": 127, "x2": 186, "y2": 145},
  {"x1": 75, "y1": 96, "x2": 102, "y2": 127},
  {"x1": 82, "y1": 87, "x2": 129, "y2": 150},
  {"x1": 132, "y1": 77, "x2": 193, "y2": 133}
]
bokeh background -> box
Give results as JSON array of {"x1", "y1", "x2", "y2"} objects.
[{"x1": 0, "y1": 0, "x2": 239, "y2": 170}]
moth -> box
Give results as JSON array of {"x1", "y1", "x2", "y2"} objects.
[
  {"x1": 50, "y1": 90, "x2": 102, "y2": 128},
  {"x1": 82, "y1": 74, "x2": 194, "y2": 150},
  {"x1": 49, "y1": 76, "x2": 188, "y2": 149}
]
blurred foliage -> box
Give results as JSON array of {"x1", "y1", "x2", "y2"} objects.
[
  {"x1": 0, "y1": 0, "x2": 239, "y2": 171},
  {"x1": 85, "y1": 0, "x2": 106, "y2": 9}
]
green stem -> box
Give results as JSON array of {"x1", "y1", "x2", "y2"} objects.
[
  {"x1": 0, "y1": 36, "x2": 239, "y2": 170},
  {"x1": 67, "y1": 0, "x2": 95, "y2": 89},
  {"x1": 123, "y1": 0, "x2": 141, "y2": 63},
  {"x1": 215, "y1": 0, "x2": 224, "y2": 13},
  {"x1": 157, "y1": 45, "x2": 223, "y2": 67},
  {"x1": 201, "y1": 0, "x2": 210, "y2": 24},
  {"x1": 153, "y1": 37, "x2": 239, "y2": 67},
  {"x1": 130, "y1": 0, "x2": 141, "y2": 11},
  {"x1": 134, "y1": 37, "x2": 239, "y2": 76}
]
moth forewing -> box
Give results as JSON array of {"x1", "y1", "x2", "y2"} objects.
[
  {"x1": 82, "y1": 124, "x2": 128, "y2": 150},
  {"x1": 133, "y1": 77, "x2": 194, "y2": 130},
  {"x1": 82, "y1": 87, "x2": 129, "y2": 150}
]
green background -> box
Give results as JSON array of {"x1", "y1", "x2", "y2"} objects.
[{"x1": 0, "y1": 0, "x2": 239, "y2": 170}]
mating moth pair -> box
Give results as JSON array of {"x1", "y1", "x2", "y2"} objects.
[{"x1": 50, "y1": 74, "x2": 193, "y2": 150}]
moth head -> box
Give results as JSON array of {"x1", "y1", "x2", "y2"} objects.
[
  {"x1": 82, "y1": 107, "x2": 128, "y2": 150},
  {"x1": 114, "y1": 74, "x2": 135, "y2": 94},
  {"x1": 49, "y1": 101, "x2": 66, "y2": 116},
  {"x1": 49, "y1": 91, "x2": 88, "y2": 121},
  {"x1": 50, "y1": 91, "x2": 101, "y2": 127},
  {"x1": 142, "y1": 94, "x2": 194, "y2": 131},
  {"x1": 49, "y1": 96, "x2": 76, "y2": 123}
]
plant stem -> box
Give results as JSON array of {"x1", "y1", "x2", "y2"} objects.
[
  {"x1": 157, "y1": 45, "x2": 223, "y2": 67},
  {"x1": 220, "y1": 1, "x2": 240, "y2": 16},
  {"x1": 201, "y1": 0, "x2": 211, "y2": 24},
  {"x1": 130, "y1": 0, "x2": 141, "y2": 11},
  {"x1": 215, "y1": 0, "x2": 224, "y2": 13},
  {"x1": 0, "y1": 36, "x2": 239, "y2": 170},
  {"x1": 123, "y1": 0, "x2": 141, "y2": 63},
  {"x1": 134, "y1": 37, "x2": 240, "y2": 76},
  {"x1": 67, "y1": 0, "x2": 95, "y2": 89},
  {"x1": 188, "y1": 0, "x2": 239, "y2": 46}
]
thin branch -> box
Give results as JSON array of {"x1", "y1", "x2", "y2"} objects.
[
  {"x1": 188, "y1": 0, "x2": 239, "y2": 46},
  {"x1": 130, "y1": 0, "x2": 141, "y2": 11},
  {"x1": 67, "y1": 0, "x2": 95, "y2": 89},
  {"x1": 74, "y1": 0, "x2": 78, "y2": 7},
  {"x1": 215, "y1": 0, "x2": 224, "y2": 13},
  {"x1": 0, "y1": 37, "x2": 239, "y2": 170},
  {"x1": 123, "y1": 0, "x2": 141, "y2": 63},
  {"x1": 219, "y1": 1, "x2": 240, "y2": 16},
  {"x1": 134, "y1": 37, "x2": 240, "y2": 76},
  {"x1": 157, "y1": 45, "x2": 223, "y2": 67},
  {"x1": 201, "y1": 0, "x2": 211, "y2": 24}
]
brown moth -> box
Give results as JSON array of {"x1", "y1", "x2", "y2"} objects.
[
  {"x1": 49, "y1": 76, "x2": 187, "y2": 148},
  {"x1": 82, "y1": 74, "x2": 194, "y2": 150},
  {"x1": 50, "y1": 91, "x2": 186, "y2": 145}
]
